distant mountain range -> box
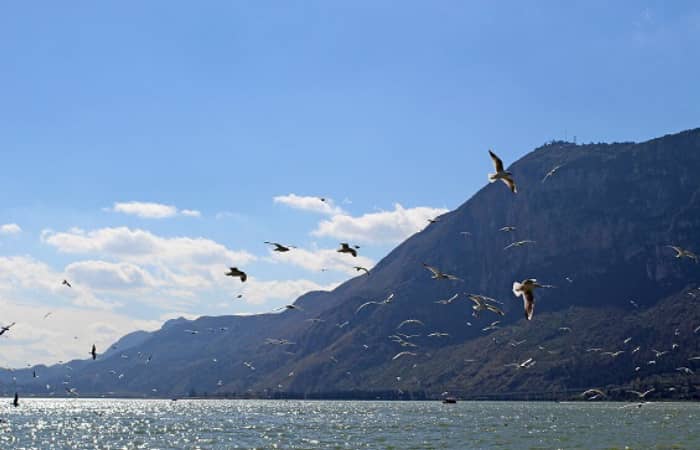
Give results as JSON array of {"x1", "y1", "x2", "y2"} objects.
[{"x1": 4, "y1": 128, "x2": 700, "y2": 401}]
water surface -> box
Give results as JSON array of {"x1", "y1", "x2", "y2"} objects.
[{"x1": 1, "y1": 399, "x2": 698, "y2": 449}]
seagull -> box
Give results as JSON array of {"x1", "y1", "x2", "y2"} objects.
[
  {"x1": 184, "y1": 329, "x2": 199, "y2": 335},
  {"x1": 509, "y1": 339, "x2": 527, "y2": 347},
  {"x1": 434, "y1": 293, "x2": 460, "y2": 305},
  {"x1": 505, "y1": 357, "x2": 535, "y2": 369},
  {"x1": 630, "y1": 300, "x2": 639, "y2": 308},
  {"x1": 12, "y1": 392, "x2": 18, "y2": 407},
  {"x1": 512, "y1": 279, "x2": 553, "y2": 320},
  {"x1": 542, "y1": 165, "x2": 562, "y2": 183},
  {"x1": 264, "y1": 241, "x2": 296, "y2": 252},
  {"x1": 623, "y1": 337, "x2": 632, "y2": 344},
  {"x1": 355, "y1": 292, "x2": 394, "y2": 313},
  {"x1": 276, "y1": 304, "x2": 303, "y2": 312},
  {"x1": 482, "y1": 321, "x2": 500, "y2": 332},
  {"x1": 499, "y1": 226, "x2": 516, "y2": 232},
  {"x1": 601, "y1": 350, "x2": 625, "y2": 358},
  {"x1": 0, "y1": 322, "x2": 16, "y2": 336},
  {"x1": 467, "y1": 294, "x2": 505, "y2": 318},
  {"x1": 225, "y1": 267, "x2": 247, "y2": 282},
  {"x1": 652, "y1": 349, "x2": 668, "y2": 358},
  {"x1": 336, "y1": 321, "x2": 349, "y2": 328},
  {"x1": 62, "y1": 279, "x2": 72, "y2": 288},
  {"x1": 65, "y1": 387, "x2": 79, "y2": 396},
  {"x1": 631, "y1": 346, "x2": 641, "y2": 354},
  {"x1": 586, "y1": 347, "x2": 603, "y2": 352},
  {"x1": 581, "y1": 388, "x2": 606, "y2": 400},
  {"x1": 337, "y1": 243, "x2": 359, "y2": 257},
  {"x1": 243, "y1": 361, "x2": 255, "y2": 371},
  {"x1": 397, "y1": 319, "x2": 424, "y2": 329},
  {"x1": 423, "y1": 263, "x2": 461, "y2": 281},
  {"x1": 676, "y1": 367, "x2": 695, "y2": 375},
  {"x1": 306, "y1": 317, "x2": 325, "y2": 323},
  {"x1": 627, "y1": 388, "x2": 655, "y2": 399},
  {"x1": 695, "y1": 325, "x2": 700, "y2": 334},
  {"x1": 427, "y1": 332, "x2": 450, "y2": 338},
  {"x1": 353, "y1": 266, "x2": 370, "y2": 275},
  {"x1": 392, "y1": 351, "x2": 417, "y2": 360},
  {"x1": 504, "y1": 240, "x2": 535, "y2": 250},
  {"x1": 427, "y1": 217, "x2": 441, "y2": 224},
  {"x1": 667, "y1": 245, "x2": 698, "y2": 262},
  {"x1": 43, "y1": 312, "x2": 53, "y2": 319},
  {"x1": 559, "y1": 327, "x2": 572, "y2": 333},
  {"x1": 488, "y1": 150, "x2": 517, "y2": 193},
  {"x1": 90, "y1": 344, "x2": 97, "y2": 360}
]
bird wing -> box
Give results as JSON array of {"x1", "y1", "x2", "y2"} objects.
[
  {"x1": 486, "y1": 304, "x2": 505, "y2": 316},
  {"x1": 523, "y1": 290, "x2": 535, "y2": 320},
  {"x1": 501, "y1": 176, "x2": 517, "y2": 193},
  {"x1": 489, "y1": 150, "x2": 504, "y2": 172},
  {"x1": 422, "y1": 264, "x2": 440, "y2": 276},
  {"x1": 355, "y1": 301, "x2": 378, "y2": 314},
  {"x1": 240, "y1": 272, "x2": 247, "y2": 282},
  {"x1": 349, "y1": 248, "x2": 357, "y2": 257}
]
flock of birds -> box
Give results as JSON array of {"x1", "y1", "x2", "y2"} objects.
[{"x1": 2, "y1": 150, "x2": 699, "y2": 405}]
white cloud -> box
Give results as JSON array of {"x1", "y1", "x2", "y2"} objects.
[
  {"x1": 273, "y1": 194, "x2": 345, "y2": 215},
  {"x1": 236, "y1": 277, "x2": 339, "y2": 306},
  {"x1": 0, "y1": 223, "x2": 22, "y2": 234},
  {"x1": 108, "y1": 201, "x2": 201, "y2": 219},
  {"x1": 312, "y1": 203, "x2": 449, "y2": 244},
  {"x1": 65, "y1": 260, "x2": 158, "y2": 291}
]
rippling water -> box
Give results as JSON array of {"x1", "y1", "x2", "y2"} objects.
[{"x1": 1, "y1": 399, "x2": 698, "y2": 449}]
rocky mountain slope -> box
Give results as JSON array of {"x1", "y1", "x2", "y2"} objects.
[{"x1": 4, "y1": 128, "x2": 700, "y2": 400}]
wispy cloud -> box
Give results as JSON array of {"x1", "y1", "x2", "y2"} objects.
[
  {"x1": 0, "y1": 223, "x2": 22, "y2": 235},
  {"x1": 107, "y1": 201, "x2": 200, "y2": 219},
  {"x1": 273, "y1": 194, "x2": 345, "y2": 215},
  {"x1": 312, "y1": 203, "x2": 449, "y2": 244}
]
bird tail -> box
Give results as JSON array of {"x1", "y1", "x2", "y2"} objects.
[{"x1": 512, "y1": 282, "x2": 522, "y2": 296}]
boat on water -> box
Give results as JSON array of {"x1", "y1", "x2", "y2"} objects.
[{"x1": 442, "y1": 397, "x2": 457, "y2": 404}]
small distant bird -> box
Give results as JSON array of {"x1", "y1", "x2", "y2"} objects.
[
  {"x1": 586, "y1": 347, "x2": 603, "y2": 352},
  {"x1": 397, "y1": 319, "x2": 424, "y2": 329},
  {"x1": 505, "y1": 357, "x2": 535, "y2": 369},
  {"x1": 632, "y1": 346, "x2": 641, "y2": 354},
  {"x1": 423, "y1": 263, "x2": 461, "y2": 281},
  {"x1": 43, "y1": 312, "x2": 53, "y2": 319},
  {"x1": 12, "y1": 392, "x2": 19, "y2": 407},
  {"x1": 264, "y1": 242, "x2": 296, "y2": 252},
  {"x1": 601, "y1": 350, "x2": 625, "y2": 358},
  {"x1": 559, "y1": 327, "x2": 572, "y2": 333},
  {"x1": 623, "y1": 337, "x2": 632, "y2": 344},
  {"x1": 512, "y1": 279, "x2": 553, "y2": 320},
  {"x1": 542, "y1": 165, "x2": 562, "y2": 183},
  {"x1": 667, "y1": 245, "x2": 698, "y2": 262},
  {"x1": 467, "y1": 294, "x2": 505, "y2": 318},
  {"x1": 0, "y1": 322, "x2": 16, "y2": 336},
  {"x1": 306, "y1": 317, "x2": 325, "y2": 323},
  {"x1": 628, "y1": 388, "x2": 655, "y2": 399},
  {"x1": 488, "y1": 150, "x2": 517, "y2": 193},
  {"x1": 184, "y1": 329, "x2": 199, "y2": 335},
  {"x1": 630, "y1": 300, "x2": 639, "y2": 308},
  {"x1": 353, "y1": 266, "x2": 370, "y2": 275},
  {"x1": 676, "y1": 367, "x2": 694, "y2": 375},
  {"x1": 652, "y1": 349, "x2": 668, "y2": 358},
  {"x1": 482, "y1": 321, "x2": 500, "y2": 332},
  {"x1": 62, "y1": 279, "x2": 72, "y2": 288},
  {"x1": 427, "y1": 217, "x2": 441, "y2": 224},
  {"x1": 459, "y1": 231, "x2": 472, "y2": 237},
  {"x1": 581, "y1": 388, "x2": 606, "y2": 400},
  {"x1": 90, "y1": 344, "x2": 97, "y2": 360},
  {"x1": 243, "y1": 361, "x2": 255, "y2": 371},
  {"x1": 33, "y1": 370, "x2": 37, "y2": 378},
  {"x1": 65, "y1": 387, "x2": 79, "y2": 396},
  {"x1": 499, "y1": 226, "x2": 516, "y2": 232},
  {"x1": 337, "y1": 243, "x2": 359, "y2": 257},
  {"x1": 276, "y1": 304, "x2": 303, "y2": 312},
  {"x1": 504, "y1": 240, "x2": 536, "y2": 250},
  {"x1": 434, "y1": 293, "x2": 460, "y2": 305},
  {"x1": 392, "y1": 351, "x2": 417, "y2": 360},
  {"x1": 695, "y1": 325, "x2": 700, "y2": 334},
  {"x1": 509, "y1": 339, "x2": 527, "y2": 347},
  {"x1": 336, "y1": 321, "x2": 349, "y2": 329},
  {"x1": 565, "y1": 277, "x2": 574, "y2": 283},
  {"x1": 427, "y1": 332, "x2": 449, "y2": 338},
  {"x1": 225, "y1": 267, "x2": 247, "y2": 282}
]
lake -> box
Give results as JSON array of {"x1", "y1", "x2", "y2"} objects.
[{"x1": 1, "y1": 399, "x2": 698, "y2": 449}]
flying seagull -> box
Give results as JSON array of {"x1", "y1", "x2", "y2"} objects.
[
  {"x1": 0, "y1": 322, "x2": 16, "y2": 336},
  {"x1": 90, "y1": 344, "x2": 97, "y2": 360},
  {"x1": 676, "y1": 366, "x2": 695, "y2": 375},
  {"x1": 581, "y1": 388, "x2": 606, "y2": 400},
  {"x1": 504, "y1": 240, "x2": 535, "y2": 250},
  {"x1": 397, "y1": 319, "x2": 425, "y2": 329},
  {"x1": 499, "y1": 226, "x2": 516, "y2": 232},
  {"x1": 505, "y1": 357, "x2": 536, "y2": 369},
  {"x1": 392, "y1": 351, "x2": 417, "y2": 360},
  {"x1": 512, "y1": 279, "x2": 553, "y2": 320},
  {"x1": 276, "y1": 304, "x2": 303, "y2": 312},
  {"x1": 264, "y1": 242, "x2": 296, "y2": 252},
  {"x1": 667, "y1": 245, "x2": 698, "y2": 262},
  {"x1": 423, "y1": 263, "x2": 461, "y2": 281},
  {"x1": 434, "y1": 293, "x2": 460, "y2": 305},
  {"x1": 243, "y1": 361, "x2": 255, "y2": 371},
  {"x1": 353, "y1": 266, "x2": 370, "y2": 275},
  {"x1": 427, "y1": 332, "x2": 449, "y2": 338},
  {"x1": 427, "y1": 217, "x2": 441, "y2": 224},
  {"x1": 488, "y1": 150, "x2": 517, "y2": 193},
  {"x1": 482, "y1": 321, "x2": 500, "y2": 332},
  {"x1": 627, "y1": 388, "x2": 655, "y2": 399},
  {"x1": 542, "y1": 164, "x2": 563, "y2": 183},
  {"x1": 62, "y1": 279, "x2": 72, "y2": 288},
  {"x1": 337, "y1": 243, "x2": 359, "y2": 257},
  {"x1": 225, "y1": 267, "x2": 247, "y2": 282},
  {"x1": 467, "y1": 294, "x2": 505, "y2": 318}
]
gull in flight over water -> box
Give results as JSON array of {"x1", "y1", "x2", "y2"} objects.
[
  {"x1": 504, "y1": 240, "x2": 535, "y2": 250},
  {"x1": 225, "y1": 267, "x2": 247, "y2": 282},
  {"x1": 667, "y1": 245, "x2": 698, "y2": 262},
  {"x1": 512, "y1": 279, "x2": 553, "y2": 320},
  {"x1": 423, "y1": 264, "x2": 462, "y2": 281},
  {"x1": 581, "y1": 389, "x2": 606, "y2": 400},
  {"x1": 337, "y1": 243, "x2": 359, "y2": 257},
  {"x1": 488, "y1": 150, "x2": 517, "y2": 193},
  {"x1": 627, "y1": 388, "x2": 655, "y2": 399},
  {"x1": 264, "y1": 242, "x2": 296, "y2": 252}
]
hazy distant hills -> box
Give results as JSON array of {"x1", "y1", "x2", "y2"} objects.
[{"x1": 5, "y1": 128, "x2": 700, "y2": 400}]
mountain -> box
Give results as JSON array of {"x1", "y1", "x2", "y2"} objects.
[{"x1": 4, "y1": 128, "x2": 700, "y2": 400}]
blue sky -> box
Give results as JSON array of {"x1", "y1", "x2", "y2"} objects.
[{"x1": 1, "y1": 1, "x2": 699, "y2": 366}]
